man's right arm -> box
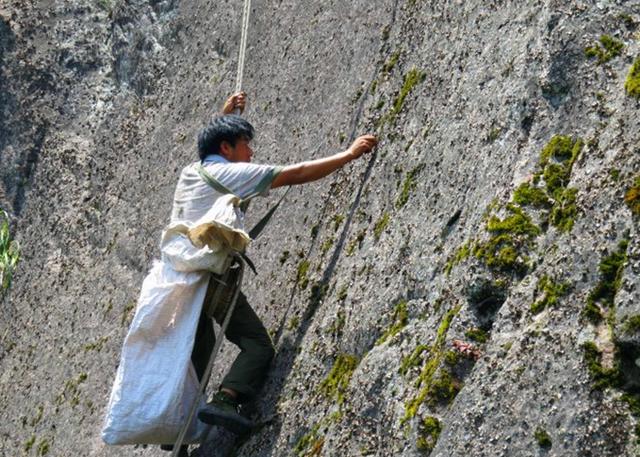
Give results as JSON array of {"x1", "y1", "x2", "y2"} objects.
[{"x1": 271, "y1": 135, "x2": 377, "y2": 188}]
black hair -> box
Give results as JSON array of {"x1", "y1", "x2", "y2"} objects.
[{"x1": 197, "y1": 114, "x2": 255, "y2": 160}]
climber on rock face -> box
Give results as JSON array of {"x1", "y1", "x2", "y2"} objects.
[{"x1": 170, "y1": 91, "x2": 377, "y2": 438}]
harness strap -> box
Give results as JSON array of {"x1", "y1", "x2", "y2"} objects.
[
  {"x1": 195, "y1": 165, "x2": 289, "y2": 274},
  {"x1": 248, "y1": 187, "x2": 290, "y2": 240},
  {"x1": 197, "y1": 165, "x2": 235, "y2": 196}
]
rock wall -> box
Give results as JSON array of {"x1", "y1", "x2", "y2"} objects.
[{"x1": 0, "y1": 0, "x2": 639, "y2": 456}]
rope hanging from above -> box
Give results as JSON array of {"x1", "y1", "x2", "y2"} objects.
[{"x1": 235, "y1": 0, "x2": 252, "y2": 93}]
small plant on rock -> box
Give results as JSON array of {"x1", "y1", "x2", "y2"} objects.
[
  {"x1": 0, "y1": 209, "x2": 20, "y2": 292},
  {"x1": 534, "y1": 427, "x2": 552, "y2": 448},
  {"x1": 625, "y1": 57, "x2": 640, "y2": 98},
  {"x1": 585, "y1": 35, "x2": 624, "y2": 64},
  {"x1": 416, "y1": 416, "x2": 442, "y2": 453},
  {"x1": 625, "y1": 176, "x2": 640, "y2": 215}
]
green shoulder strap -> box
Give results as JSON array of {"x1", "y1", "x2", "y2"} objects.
[
  {"x1": 196, "y1": 164, "x2": 290, "y2": 240},
  {"x1": 197, "y1": 165, "x2": 237, "y2": 196}
]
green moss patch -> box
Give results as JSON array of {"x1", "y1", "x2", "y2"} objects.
[
  {"x1": 331, "y1": 214, "x2": 345, "y2": 231},
  {"x1": 464, "y1": 327, "x2": 488, "y2": 343},
  {"x1": 473, "y1": 204, "x2": 540, "y2": 274},
  {"x1": 55, "y1": 373, "x2": 88, "y2": 407},
  {"x1": 379, "y1": 68, "x2": 426, "y2": 128},
  {"x1": 297, "y1": 260, "x2": 311, "y2": 289},
  {"x1": 392, "y1": 69, "x2": 426, "y2": 117},
  {"x1": 534, "y1": 427, "x2": 552, "y2": 448},
  {"x1": 540, "y1": 135, "x2": 582, "y2": 166},
  {"x1": 514, "y1": 135, "x2": 583, "y2": 232},
  {"x1": 373, "y1": 212, "x2": 390, "y2": 240},
  {"x1": 583, "y1": 338, "x2": 640, "y2": 443},
  {"x1": 37, "y1": 438, "x2": 50, "y2": 456},
  {"x1": 584, "y1": 239, "x2": 629, "y2": 324},
  {"x1": 287, "y1": 316, "x2": 300, "y2": 330},
  {"x1": 582, "y1": 341, "x2": 620, "y2": 390},
  {"x1": 0, "y1": 209, "x2": 20, "y2": 292},
  {"x1": 444, "y1": 241, "x2": 472, "y2": 276},
  {"x1": 320, "y1": 237, "x2": 335, "y2": 256},
  {"x1": 377, "y1": 300, "x2": 409, "y2": 345},
  {"x1": 513, "y1": 182, "x2": 552, "y2": 208},
  {"x1": 623, "y1": 315, "x2": 640, "y2": 334},
  {"x1": 403, "y1": 306, "x2": 461, "y2": 421},
  {"x1": 531, "y1": 275, "x2": 570, "y2": 314},
  {"x1": 585, "y1": 35, "x2": 624, "y2": 64},
  {"x1": 294, "y1": 422, "x2": 323, "y2": 456},
  {"x1": 549, "y1": 187, "x2": 578, "y2": 232},
  {"x1": 382, "y1": 50, "x2": 401, "y2": 74},
  {"x1": 400, "y1": 344, "x2": 430, "y2": 376},
  {"x1": 345, "y1": 229, "x2": 366, "y2": 256},
  {"x1": 83, "y1": 336, "x2": 109, "y2": 352},
  {"x1": 625, "y1": 57, "x2": 640, "y2": 98},
  {"x1": 24, "y1": 435, "x2": 36, "y2": 452},
  {"x1": 319, "y1": 354, "x2": 359, "y2": 405},
  {"x1": 293, "y1": 412, "x2": 344, "y2": 456},
  {"x1": 625, "y1": 176, "x2": 640, "y2": 215},
  {"x1": 416, "y1": 416, "x2": 442, "y2": 453},
  {"x1": 396, "y1": 164, "x2": 425, "y2": 209}
]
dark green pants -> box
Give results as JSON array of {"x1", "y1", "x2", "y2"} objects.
[{"x1": 191, "y1": 289, "x2": 275, "y2": 404}]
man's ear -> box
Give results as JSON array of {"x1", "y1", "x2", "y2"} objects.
[{"x1": 218, "y1": 141, "x2": 233, "y2": 160}]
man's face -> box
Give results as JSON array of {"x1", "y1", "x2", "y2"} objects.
[{"x1": 221, "y1": 137, "x2": 253, "y2": 163}]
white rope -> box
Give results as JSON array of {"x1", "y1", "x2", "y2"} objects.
[{"x1": 235, "y1": 0, "x2": 252, "y2": 93}]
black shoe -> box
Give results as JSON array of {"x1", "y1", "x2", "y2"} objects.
[
  {"x1": 197, "y1": 391, "x2": 253, "y2": 435},
  {"x1": 159, "y1": 444, "x2": 188, "y2": 456}
]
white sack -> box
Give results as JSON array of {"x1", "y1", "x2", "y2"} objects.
[{"x1": 102, "y1": 261, "x2": 211, "y2": 444}]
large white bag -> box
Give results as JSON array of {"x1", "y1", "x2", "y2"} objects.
[{"x1": 101, "y1": 260, "x2": 211, "y2": 444}]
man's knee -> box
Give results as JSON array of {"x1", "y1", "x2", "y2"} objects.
[
  {"x1": 242, "y1": 337, "x2": 275, "y2": 367},
  {"x1": 256, "y1": 340, "x2": 275, "y2": 365}
]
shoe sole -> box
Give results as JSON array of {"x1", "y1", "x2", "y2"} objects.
[{"x1": 197, "y1": 406, "x2": 253, "y2": 435}]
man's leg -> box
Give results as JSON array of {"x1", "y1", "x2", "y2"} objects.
[
  {"x1": 197, "y1": 291, "x2": 275, "y2": 433},
  {"x1": 218, "y1": 291, "x2": 275, "y2": 403}
]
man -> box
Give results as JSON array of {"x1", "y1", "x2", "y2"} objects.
[{"x1": 170, "y1": 92, "x2": 377, "y2": 439}]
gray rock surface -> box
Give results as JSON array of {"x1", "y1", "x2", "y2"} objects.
[{"x1": 0, "y1": 0, "x2": 639, "y2": 456}]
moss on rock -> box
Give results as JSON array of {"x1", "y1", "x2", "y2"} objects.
[
  {"x1": 513, "y1": 182, "x2": 551, "y2": 208},
  {"x1": 403, "y1": 306, "x2": 461, "y2": 421},
  {"x1": 319, "y1": 354, "x2": 359, "y2": 405},
  {"x1": 549, "y1": 187, "x2": 578, "y2": 232},
  {"x1": 373, "y1": 212, "x2": 390, "y2": 240},
  {"x1": 531, "y1": 275, "x2": 570, "y2": 314},
  {"x1": 396, "y1": 164, "x2": 425, "y2": 209},
  {"x1": 534, "y1": 427, "x2": 552, "y2": 448},
  {"x1": 585, "y1": 35, "x2": 624, "y2": 64},
  {"x1": 623, "y1": 315, "x2": 640, "y2": 334},
  {"x1": 625, "y1": 56, "x2": 640, "y2": 98},
  {"x1": 584, "y1": 239, "x2": 629, "y2": 324},
  {"x1": 464, "y1": 327, "x2": 488, "y2": 343},
  {"x1": 582, "y1": 341, "x2": 620, "y2": 389},
  {"x1": 444, "y1": 241, "x2": 472, "y2": 276},
  {"x1": 416, "y1": 416, "x2": 442, "y2": 453},
  {"x1": 400, "y1": 344, "x2": 430, "y2": 376},
  {"x1": 473, "y1": 204, "x2": 540, "y2": 274},
  {"x1": 379, "y1": 68, "x2": 426, "y2": 127},
  {"x1": 624, "y1": 176, "x2": 640, "y2": 215},
  {"x1": 297, "y1": 259, "x2": 311, "y2": 289},
  {"x1": 377, "y1": 300, "x2": 409, "y2": 345}
]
